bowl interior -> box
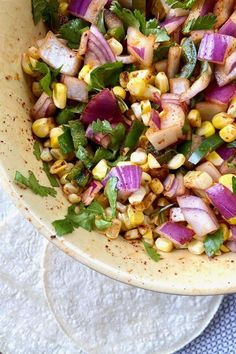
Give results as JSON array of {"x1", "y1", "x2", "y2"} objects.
[{"x1": 1, "y1": 0, "x2": 236, "y2": 295}]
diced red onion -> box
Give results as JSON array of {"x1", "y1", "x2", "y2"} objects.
[
  {"x1": 156, "y1": 221, "x2": 194, "y2": 245},
  {"x1": 176, "y1": 174, "x2": 185, "y2": 196},
  {"x1": 127, "y1": 27, "x2": 155, "y2": 67},
  {"x1": 150, "y1": 109, "x2": 161, "y2": 129},
  {"x1": 104, "y1": 9, "x2": 123, "y2": 29},
  {"x1": 85, "y1": 125, "x2": 110, "y2": 148},
  {"x1": 163, "y1": 174, "x2": 175, "y2": 192},
  {"x1": 225, "y1": 51, "x2": 236, "y2": 75},
  {"x1": 167, "y1": 46, "x2": 182, "y2": 79},
  {"x1": 170, "y1": 78, "x2": 190, "y2": 96},
  {"x1": 213, "y1": 0, "x2": 235, "y2": 28},
  {"x1": 39, "y1": 31, "x2": 81, "y2": 76},
  {"x1": 164, "y1": 177, "x2": 179, "y2": 198},
  {"x1": 116, "y1": 55, "x2": 136, "y2": 64},
  {"x1": 220, "y1": 158, "x2": 236, "y2": 174},
  {"x1": 226, "y1": 240, "x2": 236, "y2": 252},
  {"x1": 177, "y1": 195, "x2": 219, "y2": 236},
  {"x1": 69, "y1": 0, "x2": 107, "y2": 24},
  {"x1": 30, "y1": 92, "x2": 56, "y2": 120},
  {"x1": 231, "y1": 225, "x2": 236, "y2": 241},
  {"x1": 81, "y1": 180, "x2": 103, "y2": 206},
  {"x1": 78, "y1": 30, "x2": 89, "y2": 56},
  {"x1": 81, "y1": 89, "x2": 123, "y2": 124},
  {"x1": 102, "y1": 165, "x2": 142, "y2": 192},
  {"x1": 198, "y1": 33, "x2": 232, "y2": 64},
  {"x1": 196, "y1": 162, "x2": 221, "y2": 182},
  {"x1": 206, "y1": 183, "x2": 236, "y2": 219},
  {"x1": 146, "y1": 126, "x2": 182, "y2": 151},
  {"x1": 219, "y1": 11, "x2": 236, "y2": 37},
  {"x1": 170, "y1": 208, "x2": 186, "y2": 222},
  {"x1": 217, "y1": 145, "x2": 236, "y2": 160},
  {"x1": 160, "y1": 16, "x2": 187, "y2": 35},
  {"x1": 160, "y1": 101, "x2": 185, "y2": 129},
  {"x1": 199, "y1": 0, "x2": 215, "y2": 16},
  {"x1": 215, "y1": 57, "x2": 236, "y2": 87},
  {"x1": 191, "y1": 30, "x2": 214, "y2": 42},
  {"x1": 61, "y1": 75, "x2": 88, "y2": 102},
  {"x1": 205, "y1": 82, "x2": 236, "y2": 105}
]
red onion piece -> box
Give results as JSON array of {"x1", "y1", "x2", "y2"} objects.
[
  {"x1": 81, "y1": 180, "x2": 103, "y2": 206},
  {"x1": 160, "y1": 16, "x2": 187, "y2": 35},
  {"x1": 177, "y1": 195, "x2": 219, "y2": 236},
  {"x1": 163, "y1": 174, "x2": 175, "y2": 192},
  {"x1": 78, "y1": 30, "x2": 89, "y2": 56},
  {"x1": 231, "y1": 225, "x2": 236, "y2": 241},
  {"x1": 61, "y1": 75, "x2": 88, "y2": 102},
  {"x1": 146, "y1": 126, "x2": 182, "y2": 151},
  {"x1": 104, "y1": 9, "x2": 123, "y2": 29},
  {"x1": 205, "y1": 82, "x2": 236, "y2": 105},
  {"x1": 198, "y1": 33, "x2": 233, "y2": 64},
  {"x1": 156, "y1": 222, "x2": 194, "y2": 245},
  {"x1": 81, "y1": 89, "x2": 123, "y2": 125},
  {"x1": 167, "y1": 46, "x2": 182, "y2": 79},
  {"x1": 191, "y1": 30, "x2": 214, "y2": 42},
  {"x1": 127, "y1": 27, "x2": 155, "y2": 67},
  {"x1": 164, "y1": 177, "x2": 179, "y2": 198},
  {"x1": 206, "y1": 183, "x2": 236, "y2": 219},
  {"x1": 85, "y1": 125, "x2": 110, "y2": 148},
  {"x1": 116, "y1": 55, "x2": 136, "y2": 64},
  {"x1": 226, "y1": 241, "x2": 236, "y2": 252},
  {"x1": 38, "y1": 31, "x2": 81, "y2": 76},
  {"x1": 69, "y1": 0, "x2": 107, "y2": 24},
  {"x1": 213, "y1": 0, "x2": 235, "y2": 28},
  {"x1": 170, "y1": 78, "x2": 190, "y2": 96},
  {"x1": 215, "y1": 58, "x2": 236, "y2": 87},
  {"x1": 102, "y1": 165, "x2": 142, "y2": 193},
  {"x1": 30, "y1": 93, "x2": 56, "y2": 120},
  {"x1": 219, "y1": 11, "x2": 236, "y2": 37},
  {"x1": 170, "y1": 208, "x2": 186, "y2": 222},
  {"x1": 150, "y1": 109, "x2": 161, "y2": 129},
  {"x1": 160, "y1": 101, "x2": 185, "y2": 130},
  {"x1": 217, "y1": 145, "x2": 236, "y2": 160}
]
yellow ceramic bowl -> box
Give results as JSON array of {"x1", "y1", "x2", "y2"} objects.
[{"x1": 1, "y1": 0, "x2": 236, "y2": 295}]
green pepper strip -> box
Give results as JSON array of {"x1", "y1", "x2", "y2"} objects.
[
  {"x1": 124, "y1": 120, "x2": 145, "y2": 150},
  {"x1": 188, "y1": 134, "x2": 224, "y2": 165}
]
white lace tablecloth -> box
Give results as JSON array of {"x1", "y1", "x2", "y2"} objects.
[{"x1": 0, "y1": 186, "x2": 222, "y2": 354}]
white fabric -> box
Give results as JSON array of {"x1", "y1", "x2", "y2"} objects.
[{"x1": 0, "y1": 186, "x2": 222, "y2": 354}]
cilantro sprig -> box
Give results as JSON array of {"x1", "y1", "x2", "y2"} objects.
[
  {"x1": 183, "y1": 14, "x2": 216, "y2": 34},
  {"x1": 59, "y1": 19, "x2": 89, "y2": 48},
  {"x1": 165, "y1": 0, "x2": 196, "y2": 9},
  {"x1": 14, "y1": 170, "x2": 57, "y2": 197},
  {"x1": 33, "y1": 62, "x2": 61, "y2": 96},
  {"x1": 104, "y1": 177, "x2": 118, "y2": 217},
  {"x1": 33, "y1": 141, "x2": 41, "y2": 161},
  {"x1": 204, "y1": 228, "x2": 224, "y2": 257},
  {"x1": 142, "y1": 241, "x2": 161, "y2": 262}
]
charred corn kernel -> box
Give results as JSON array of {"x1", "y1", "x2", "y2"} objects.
[
  {"x1": 188, "y1": 240, "x2": 204, "y2": 255},
  {"x1": 21, "y1": 53, "x2": 36, "y2": 76},
  {"x1": 50, "y1": 148, "x2": 67, "y2": 160},
  {"x1": 184, "y1": 171, "x2": 213, "y2": 190},
  {"x1": 127, "y1": 205, "x2": 144, "y2": 228},
  {"x1": 79, "y1": 64, "x2": 92, "y2": 84},
  {"x1": 147, "y1": 153, "x2": 160, "y2": 169},
  {"x1": 141, "y1": 172, "x2": 152, "y2": 184},
  {"x1": 219, "y1": 174, "x2": 235, "y2": 192},
  {"x1": 187, "y1": 109, "x2": 202, "y2": 128},
  {"x1": 92, "y1": 159, "x2": 108, "y2": 180},
  {"x1": 228, "y1": 217, "x2": 236, "y2": 225},
  {"x1": 43, "y1": 139, "x2": 51, "y2": 148},
  {"x1": 206, "y1": 151, "x2": 224, "y2": 167},
  {"x1": 50, "y1": 127, "x2": 64, "y2": 148},
  {"x1": 118, "y1": 212, "x2": 132, "y2": 230},
  {"x1": 60, "y1": 174, "x2": 69, "y2": 185},
  {"x1": 32, "y1": 82, "x2": 43, "y2": 97},
  {"x1": 127, "y1": 78, "x2": 146, "y2": 97},
  {"x1": 168, "y1": 154, "x2": 185, "y2": 170},
  {"x1": 130, "y1": 149, "x2": 147, "y2": 165},
  {"x1": 128, "y1": 186, "x2": 146, "y2": 205},
  {"x1": 131, "y1": 102, "x2": 142, "y2": 119},
  {"x1": 40, "y1": 148, "x2": 53, "y2": 162},
  {"x1": 107, "y1": 38, "x2": 123, "y2": 55},
  {"x1": 59, "y1": 2, "x2": 69, "y2": 15},
  {"x1": 50, "y1": 160, "x2": 67, "y2": 175},
  {"x1": 129, "y1": 69, "x2": 154, "y2": 84},
  {"x1": 212, "y1": 112, "x2": 234, "y2": 129},
  {"x1": 140, "y1": 162, "x2": 149, "y2": 172},
  {"x1": 142, "y1": 233, "x2": 154, "y2": 246},
  {"x1": 52, "y1": 83, "x2": 67, "y2": 109},
  {"x1": 154, "y1": 72, "x2": 169, "y2": 93},
  {"x1": 32, "y1": 118, "x2": 54, "y2": 138},
  {"x1": 105, "y1": 219, "x2": 122, "y2": 239},
  {"x1": 141, "y1": 113, "x2": 151, "y2": 126},
  {"x1": 139, "y1": 225, "x2": 152, "y2": 236},
  {"x1": 155, "y1": 237, "x2": 173, "y2": 252},
  {"x1": 112, "y1": 86, "x2": 126, "y2": 100},
  {"x1": 124, "y1": 228, "x2": 140, "y2": 240},
  {"x1": 116, "y1": 202, "x2": 127, "y2": 213},
  {"x1": 196, "y1": 121, "x2": 215, "y2": 138},
  {"x1": 141, "y1": 100, "x2": 152, "y2": 114},
  {"x1": 220, "y1": 223, "x2": 230, "y2": 241},
  {"x1": 68, "y1": 194, "x2": 81, "y2": 204},
  {"x1": 28, "y1": 46, "x2": 40, "y2": 60},
  {"x1": 119, "y1": 71, "x2": 129, "y2": 88},
  {"x1": 157, "y1": 197, "x2": 169, "y2": 207},
  {"x1": 149, "y1": 178, "x2": 164, "y2": 195},
  {"x1": 63, "y1": 182, "x2": 79, "y2": 195},
  {"x1": 219, "y1": 124, "x2": 236, "y2": 142},
  {"x1": 227, "y1": 97, "x2": 236, "y2": 117},
  {"x1": 220, "y1": 244, "x2": 230, "y2": 253},
  {"x1": 143, "y1": 85, "x2": 161, "y2": 101},
  {"x1": 57, "y1": 163, "x2": 74, "y2": 178}
]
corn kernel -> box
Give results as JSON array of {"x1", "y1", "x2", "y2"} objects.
[
  {"x1": 154, "y1": 72, "x2": 169, "y2": 93},
  {"x1": 212, "y1": 112, "x2": 234, "y2": 129},
  {"x1": 219, "y1": 174, "x2": 235, "y2": 192},
  {"x1": 32, "y1": 82, "x2": 43, "y2": 97},
  {"x1": 220, "y1": 223, "x2": 230, "y2": 241},
  {"x1": 60, "y1": 174, "x2": 69, "y2": 185},
  {"x1": 157, "y1": 197, "x2": 169, "y2": 207},
  {"x1": 149, "y1": 178, "x2": 164, "y2": 195},
  {"x1": 141, "y1": 113, "x2": 151, "y2": 126},
  {"x1": 127, "y1": 205, "x2": 144, "y2": 228},
  {"x1": 53, "y1": 83, "x2": 67, "y2": 109},
  {"x1": 128, "y1": 186, "x2": 146, "y2": 205},
  {"x1": 107, "y1": 38, "x2": 123, "y2": 56},
  {"x1": 50, "y1": 127, "x2": 64, "y2": 148},
  {"x1": 219, "y1": 124, "x2": 236, "y2": 142},
  {"x1": 220, "y1": 245, "x2": 230, "y2": 253},
  {"x1": 130, "y1": 149, "x2": 147, "y2": 165},
  {"x1": 141, "y1": 172, "x2": 152, "y2": 184},
  {"x1": 50, "y1": 148, "x2": 67, "y2": 160},
  {"x1": 184, "y1": 171, "x2": 213, "y2": 190},
  {"x1": 105, "y1": 219, "x2": 122, "y2": 239},
  {"x1": 32, "y1": 118, "x2": 54, "y2": 138},
  {"x1": 79, "y1": 65, "x2": 92, "y2": 85},
  {"x1": 127, "y1": 78, "x2": 146, "y2": 97},
  {"x1": 227, "y1": 97, "x2": 236, "y2": 118},
  {"x1": 50, "y1": 160, "x2": 68, "y2": 175},
  {"x1": 119, "y1": 71, "x2": 129, "y2": 88},
  {"x1": 196, "y1": 121, "x2": 215, "y2": 138},
  {"x1": 92, "y1": 159, "x2": 108, "y2": 180},
  {"x1": 168, "y1": 154, "x2": 186, "y2": 170},
  {"x1": 124, "y1": 229, "x2": 140, "y2": 240},
  {"x1": 63, "y1": 182, "x2": 79, "y2": 195},
  {"x1": 59, "y1": 2, "x2": 69, "y2": 15},
  {"x1": 188, "y1": 240, "x2": 204, "y2": 255},
  {"x1": 129, "y1": 69, "x2": 154, "y2": 84},
  {"x1": 147, "y1": 153, "x2": 160, "y2": 169},
  {"x1": 28, "y1": 46, "x2": 40, "y2": 60},
  {"x1": 228, "y1": 217, "x2": 236, "y2": 225},
  {"x1": 21, "y1": 53, "x2": 37, "y2": 76},
  {"x1": 155, "y1": 237, "x2": 173, "y2": 252},
  {"x1": 206, "y1": 151, "x2": 224, "y2": 167},
  {"x1": 140, "y1": 162, "x2": 149, "y2": 172},
  {"x1": 112, "y1": 86, "x2": 126, "y2": 100},
  {"x1": 141, "y1": 100, "x2": 152, "y2": 114},
  {"x1": 40, "y1": 148, "x2": 53, "y2": 162},
  {"x1": 68, "y1": 193, "x2": 81, "y2": 204},
  {"x1": 187, "y1": 109, "x2": 201, "y2": 128}
]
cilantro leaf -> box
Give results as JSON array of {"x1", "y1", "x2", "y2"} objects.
[
  {"x1": 32, "y1": 0, "x2": 47, "y2": 25},
  {"x1": 204, "y1": 228, "x2": 224, "y2": 257},
  {"x1": 58, "y1": 127, "x2": 74, "y2": 154},
  {"x1": 14, "y1": 170, "x2": 56, "y2": 197},
  {"x1": 165, "y1": 0, "x2": 196, "y2": 9},
  {"x1": 59, "y1": 19, "x2": 89, "y2": 48},
  {"x1": 42, "y1": 162, "x2": 59, "y2": 187},
  {"x1": 97, "y1": 10, "x2": 106, "y2": 35},
  {"x1": 93, "y1": 148, "x2": 116, "y2": 165},
  {"x1": 142, "y1": 241, "x2": 161, "y2": 262},
  {"x1": 90, "y1": 62, "x2": 124, "y2": 90},
  {"x1": 110, "y1": 1, "x2": 140, "y2": 29},
  {"x1": 179, "y1": 37, "x2": 197, "y2": 79},
  {"x1": 183, "y1": 14, "x2": 216, "y2": 34},
  {"x1": 56, "y1": 103, "x2": 86, "y2": 125},
  {"x1": 33, "y1": 62, "x2": 61, "y2": 96},
  {"x1": 233, "y1": 176, "x2": 236, "y2": 195},
  {"x1": 144, "y1": 18, "x2": 169, "y2": 42},
  {"x1": 76, "y1": 146, "x2": 94, "y2": 169},
  {"x1": 92, "y1": 120, "x2": 113, "y2": 135},
  {"x1": 87, "y1": 200, "x2": 105, "y2": 216},
  {"x1": 33, "y1": 141, "x2": 41, "y2": 160},
  {"x1": 104, "y1": 177, "x2": 118, "y2": 217},
  {"x1": 153, "y1": 42, "x2": 174, "y2": 62},
  {"x1": 69, "y1": 120, "x2": 87, "y2": 150},
  {"x1": 95, "y1": 219, "x2": 112, "y2": 230}
]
